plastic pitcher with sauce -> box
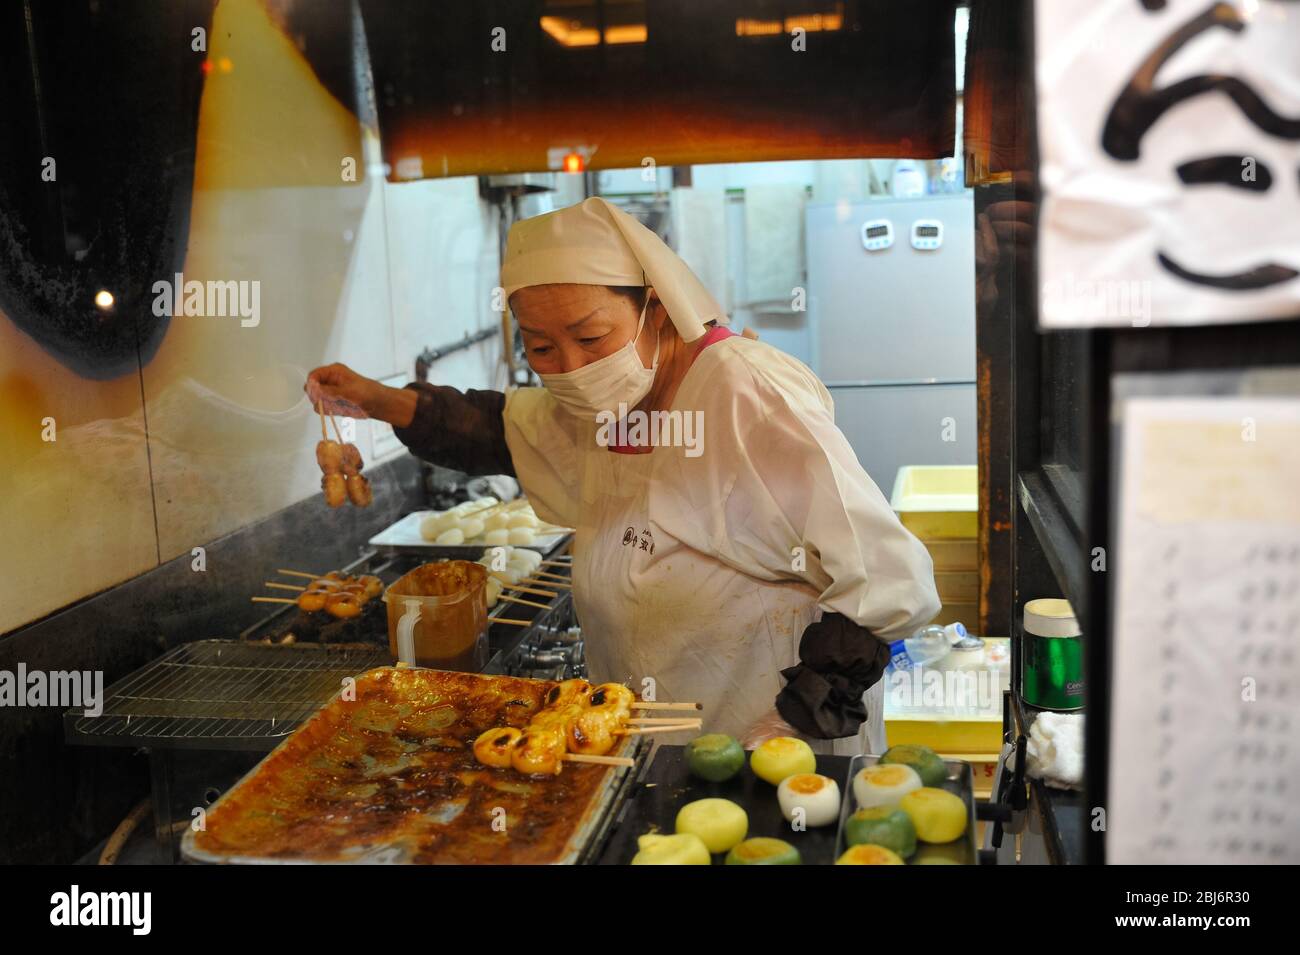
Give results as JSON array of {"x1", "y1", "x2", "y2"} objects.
[{"x1": 382, "y1": 561, "x2": 488, "y2": 670}]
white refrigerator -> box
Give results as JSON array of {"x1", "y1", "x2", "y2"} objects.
[{"x1": 804, "y1": 193, "x2": 977, "y2": 494}]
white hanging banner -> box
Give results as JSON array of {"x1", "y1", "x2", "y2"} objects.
[{"x1": 1036, "y1": 0, "x2": 1300, "y2": 328}]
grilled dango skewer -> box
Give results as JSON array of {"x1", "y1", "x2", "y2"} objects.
[
  {"x1": 567, "y1": 707, "x2": 621, "y2": 757},
  {"x1": 297, "y1": 590, "x2": 329, "y2": 613},
  {"x1": 544, "y1": 678, "x2": 593, "y2": 709},
  {"x1": 324, "y1": 591, "x2": 362, "y2": 619},
  {"x1": 346, "y1": 473, "x2": 373, "y2": 508},
  {"x1": 340, "y1": 442, "x2": 363, "y2": 476},
  {"x1": 511, "y1": 728, "x2": 567, "y2": 776},
  {"x1": 321, "y1": 473, "x2": 347, "y2": 508},
  {"x1": 316, "y1": 440, "x2": 344, "y2": 474},
  {"x1": 588, "y1": 683, "x2": 636, "y2": 720},
  {"x1": 474, "y1": 727, "x2": 523, "y2": 769},
  {"x1": 530, "y1": 703, "x2": 583, "y2": 735}
]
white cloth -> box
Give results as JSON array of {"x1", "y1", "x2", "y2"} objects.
[
  {"x1": 669, "y1": 187, "x2": 730, "y2": 314},
  {"x1": 1026, "y1": 711, "x2": 1085, "y2": 790},
  {"x1": 743, "y1": 184, "x2": 805, "y2": 305},
  {"x1": 500, "y1": 197, "x2": 725, "y2": 344},
  {"x1": 503, "y1": 336, "x2": 940, "y2": 754}
]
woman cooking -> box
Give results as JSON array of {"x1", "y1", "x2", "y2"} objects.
[{"x1": 307, "y1": 197, "x2": 939, "y2": 755}]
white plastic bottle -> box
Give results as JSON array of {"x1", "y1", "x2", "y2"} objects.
[{"x1": 888, "y1": 622, "x2": 967, "y2": 671}]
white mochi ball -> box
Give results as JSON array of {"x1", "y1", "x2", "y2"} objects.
[{"x1": 508, "y1": 527, "x2": 536, "y2": 546}]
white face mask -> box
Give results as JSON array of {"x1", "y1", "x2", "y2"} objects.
[{"x1": 538, "y1": 296, "x2": 659, "y2": 421}]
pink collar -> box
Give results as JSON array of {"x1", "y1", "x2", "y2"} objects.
[
  {"x1": 607, "y1": 325, "x2": 736, "y2": 454},
  {"x1": 690, "y1": 324, "x2": 737, "y2": 360}
]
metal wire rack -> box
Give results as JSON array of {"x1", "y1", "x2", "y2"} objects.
[{"x1": 64, "y1": 640, "x2": 389, "y2": 751}]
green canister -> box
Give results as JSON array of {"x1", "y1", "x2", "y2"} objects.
[{"x1": 1021, "y1": 599, "x2": 1083, "y2": 711}]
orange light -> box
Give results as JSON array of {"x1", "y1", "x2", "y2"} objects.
[
  {"x1": 736, "y1": 6, "x2": 844, "y2": 37},
  {"x1": 94, "y1": 290, "x2": 114, "y2": 310},
  {"x1": 786, "y1": 13, "x2": 844, "y2": 32},
  {"x1": 604, "y1": 24, "x2": 647, "y2": 45},
  {"x1": 562, "y1": 152, "x2": 585, "y2": 174},
  {"x1": 541, "y1": 15, "x2": 645, "y2": 47},
  {"x1": 735, "y1": 18, "x2": 782, "y2": 36},
  {"x1": 540, "y1": 15, "x2": 600, "y2": 47},
  {"x1": 218, "y1": 56, "x2": 233, "y2": 73},
  {"x1": 200, "y1": 59, "x2": 212, "y2": 74}
]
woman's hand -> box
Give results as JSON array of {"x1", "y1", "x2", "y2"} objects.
[
  {"x1": 739, "y1": 707, "x2": 807, "y2": 751},
  {"x1": 306, "y1": 363, "x2": 375, "y2": 417},
  {"x1": 304, "y1": 363, "x2": 416, "y2": 428},
  {"x1": 305, "y1": 363, "x2": 417, "y2": 427}
]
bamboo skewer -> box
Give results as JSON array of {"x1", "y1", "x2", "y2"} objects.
[
  {"x1": 317, "y1": 400, "x2": 328, "y2": 441},
  {"x1": 564, "y1": 753, "x2": 634, "y2": 767},
  {"x1": 627, "y1": 717, "x2": 704, "y2": 726},
  {"x1": 463, "y1": 499, "x2": 513, "y2": 520},
  {"x1": 619, "y1": 723, "x2": 700, "y2": 736},
  {"x1": 276, "y1": 568, "x2": 324, "y2": 580},
  {"x1": 471, "y1": 498, "x2": 524, "y2": 518},
  {"x1": 265, "y1": 582, "x2": 305, "y2": 592},
  {"x1": 521, "y1": 577, "x2": 570, "y2": 590},
  {"x1": 531, "y1": 570, "x2": 571, "y2": 582},
  {"x1": 504, "y1": 584, "x2": 556, "y2": 599},
  {"x1": 493, "y1": 617, "x2": 533, "y2": 626},
  {"x1": 252, "y1": 596, "x2": 297, "y2": 605},
  {"x1": 632, "y1": 701, "x2": 703, "y2": 711},
  {"x1": 539, "y1": 558, "x2": 571, "y2": 567},
  {"x1": 454, "y1": 496, "x2": 527, "y2": 523},
  {"x1": 499, "y1": 594, "x2": 551, "y2": 611}
]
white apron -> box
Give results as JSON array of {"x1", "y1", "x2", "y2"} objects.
[{"x1": 570, "y1": 436, "x2": 883, "y2": 757}]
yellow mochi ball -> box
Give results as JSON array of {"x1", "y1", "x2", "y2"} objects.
[{"x1": 899, "y1": 787, "x2": 968, "y2": 844}]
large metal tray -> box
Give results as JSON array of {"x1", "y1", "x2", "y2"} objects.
[
  {"x1": 834, "y1": 754, "x2": 979, "y2": 864},
  {"x1": 182, "y1": 667, "x2": 640, "y2": 864}
]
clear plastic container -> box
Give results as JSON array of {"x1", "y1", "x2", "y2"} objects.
[
  {"x1": 382, "y1": 561, "x2": 488, "y2": 671},
  {"x1": 888, "y1": 622, "x2": 967, "y2": 671}
]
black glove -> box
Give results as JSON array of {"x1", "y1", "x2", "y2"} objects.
[{"x1": 775, "y1": 612, "x2": 892, "y2": 739}]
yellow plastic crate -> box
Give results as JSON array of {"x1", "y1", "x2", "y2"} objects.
[
  {"x1": 934, "y1": 570, "x2": 979, "y2": 603},
  {"x1": 922, "y1": 538, "x2": 978, "y2": 571},
  {"x1": 931, "y1": 601, "x2": 978, "y2": 628},
  {"x1": 886, "y1": 715, "x2": 1001, "y2": 755},
  {"x1": 891, "y1": 465, "x2": 978, "y2": 539}
]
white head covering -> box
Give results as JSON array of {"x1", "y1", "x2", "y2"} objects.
[{"x1": 500, "y1": 196, "x2": 724, "y2": 344}]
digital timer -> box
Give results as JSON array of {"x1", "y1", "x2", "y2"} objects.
[
  {"x1": 911, "y1": 219, "x2": 944, "y2": 250},
  {"x1": 861, "y1": 219, "x2": 894, "y2": 251}
]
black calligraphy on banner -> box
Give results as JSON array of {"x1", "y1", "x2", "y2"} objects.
[{"x1": 1102, "y1": 0, "x2": 1300, "y2": 291}]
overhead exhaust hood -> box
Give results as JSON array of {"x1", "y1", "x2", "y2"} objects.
[{"x1": 358, "y1": 0, "x2": 958, "y2": 182}]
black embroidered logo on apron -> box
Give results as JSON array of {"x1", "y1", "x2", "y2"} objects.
[{"x1": 622, "y1": 526, "x2": 655, "y2": 554}]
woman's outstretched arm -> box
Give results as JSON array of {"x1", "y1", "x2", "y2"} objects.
[{"x1": 306, "y1": 363, "x2": 514, "y2": 476}]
